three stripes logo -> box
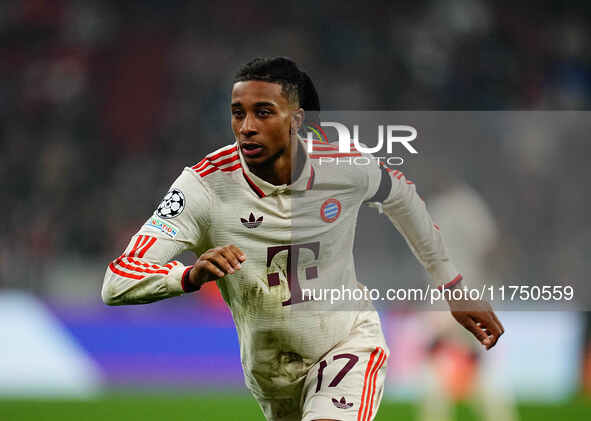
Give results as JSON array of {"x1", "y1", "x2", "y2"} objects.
[
  {"x1": 358, "y1": 346, "x2": 387, "y2": 421},
  {"x1": 241, "y1": 212, "x2": 263, "y2": 229},
  {"x1": 320, "y1": 198, "x2": 341, "y2": 223}
]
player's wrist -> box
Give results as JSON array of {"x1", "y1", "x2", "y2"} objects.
[
  {"x1": 181, "y1": 265, "x2": 201, "y2": 293},
  {"x1": 439, "y1": 275, "x2": 467, "y2": 304},
  {"x1": 437, "y1": 274, "x2": 463, "y2": 292}
]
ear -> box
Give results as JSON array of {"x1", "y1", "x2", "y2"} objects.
[{"x1": 290, "y1": 108, "x2": 305, "y2": 134}]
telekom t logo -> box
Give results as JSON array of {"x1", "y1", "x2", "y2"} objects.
[
  {"x1": 305, "y1": 122, "x2": 418, "y2": 154},
  {"x1": 267, "y1": 242, "x2": 319, "y2": 307}
]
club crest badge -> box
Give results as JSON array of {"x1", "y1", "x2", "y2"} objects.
[
  {"x1": 156, "y1": 189, "x2": 185, "y2": 219},
  {"x1": 320, "y1": 198, "x2": 341, "y2": 223}
]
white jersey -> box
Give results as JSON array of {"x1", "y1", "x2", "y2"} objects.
[{"x1": 102, "y1": 137, "x2": 460, "y2": 399}]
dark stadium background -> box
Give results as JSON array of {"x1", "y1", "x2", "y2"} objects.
[{"x1": 1, "y1": 1, "x2": 590, "y2": 420}]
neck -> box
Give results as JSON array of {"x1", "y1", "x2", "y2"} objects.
[{"x1": 249, "y1": 138, "x2": 306, "y2": 186}]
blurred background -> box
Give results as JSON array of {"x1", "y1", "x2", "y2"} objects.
[{"x1": 1, "y1": 0, "x2": 591, "y2": 420}]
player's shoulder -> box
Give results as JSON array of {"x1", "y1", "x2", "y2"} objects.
[
  {"x1": 304, "y1": 139, "x2": 387, "y2": 202},
  {"x1": 183, "y1": 143, "x2": 242, "y2": 184},
  {"x1": 305, "y1": 139, "x2": 378, "y2": 178},
  {"x1": 163, "y1": 143, "x2": 241, "y2": 200},
  {"x1": 305, "y1": 139, "x2": 370, "y2": 160}
]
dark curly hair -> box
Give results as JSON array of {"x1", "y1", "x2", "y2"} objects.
[{"x1": 233, "y1": 56, "x2": 320, "y2": 125}]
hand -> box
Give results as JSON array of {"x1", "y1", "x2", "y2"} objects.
[
  {"x1": 447, "y1": 289, "x2": 504, "y2": 350},
  {"x1": 186, "y1": 245, "x2": 246, "y2": 290}
]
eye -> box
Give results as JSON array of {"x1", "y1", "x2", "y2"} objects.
[
  {"x1": 257, "y1": 109, "x2": 271, "y2": 117},
  {"x1": 232, "y1": 109, "x2": 244, "y2": 118}
]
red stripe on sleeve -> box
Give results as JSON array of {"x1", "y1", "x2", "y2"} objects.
[
  {"x1": 191, "y1": 158, "x2": 206, "y2": 170},
  {"x1": 194, "y1": 160, "x2": 211, "y2": 172},
  {"x1": 213, "y1": 154, "x2": 240, "y2": 166},
  {"x1": 221, "y1": 163, "x2": 242, "y2": 172},
  {"x1": 114, "y1": 258, "x2": 169, "y2": 275},
  {"x1": 132, "y1": 235, "x2": 150, "y2": 258},
  {"x1": 109, "y1": 262, "x2": 145, "y2": 280},
  {"x1": 126, "y1": 256, "x2": 174, "y2": 270},
  {"x1": 199, "y1": 167, "x2": 218, "y2": 177},
  {"x1": 137, "y1": 236, "x2": 156, "y2": 257},
  {"x1": 127, "y1": 235, "x2": 144, "y2": 258},
  {"x1": 207, "y1": 146, "x2": 237, "y2": 161},
  {"x1": 196, "y1": 161, "x2": 215, "y2": 172},
  {"x1": 194, "y1": 148, "x2": 241, "y2": 177}
]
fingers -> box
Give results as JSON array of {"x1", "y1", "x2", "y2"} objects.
[
  {"x1": 198, "y1": 245, "x2": 247, "y2": 280},
  {"x1": 229, "y1": 245, "x2": 247, "y2": 262},
  {"x1": 450, "y1": 299, "x2": 505, "y2": 350},
  {"x1": 476, "y1": 321, "x2": 492, "y2": 337},
  {"x1": 209, "y1": 252, "x2": 237, "y2": 274},
  {"x1": 475, "y1": 312, "x2": 504, "y2": 350},
  {"x1": 221, "y1": 245, "x2": 246, "y2": 269},
  {"x1": 491, "y1": 311, "x2": 505, "y2": 334},
  {"x1": 202, "y1": 261, "x2": 225, "y2": 278},
  {"x1": 464, "y1": 317, "x2": 491, "y2": 347}
]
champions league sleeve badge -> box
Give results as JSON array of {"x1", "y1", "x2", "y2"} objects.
[{"x1": 156, "y1": 188, "x2": 185, "y2": 219}]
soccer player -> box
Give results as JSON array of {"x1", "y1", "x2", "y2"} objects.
[{"x1": 102, "y1": 57, "x2": 504, "y2": 421}]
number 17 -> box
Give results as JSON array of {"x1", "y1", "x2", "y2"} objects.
[{"x1": 315, "y1": 353, "x2": 359, "y2": 393}]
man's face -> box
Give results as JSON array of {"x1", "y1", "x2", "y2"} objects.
[{"x1": 231, "y1": 80, "x2": 301, "y2": 166}]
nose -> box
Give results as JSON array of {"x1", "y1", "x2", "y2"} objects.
[{"x1": 239, "y1": 113, "x2": 258, "y2": 137}]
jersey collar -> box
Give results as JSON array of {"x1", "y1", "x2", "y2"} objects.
[{"x1": 238, "y1": 137, "x2": 315, "y2": 198}]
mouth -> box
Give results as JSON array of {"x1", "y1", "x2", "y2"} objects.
[{"x1": 240, "y1": 142, "x2": 264, "y2": 158}]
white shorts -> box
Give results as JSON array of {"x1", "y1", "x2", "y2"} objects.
[{"x1": 256, "y1": 311, "x2": 389, "y2": 421}]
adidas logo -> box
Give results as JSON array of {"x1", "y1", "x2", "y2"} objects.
[
  {"x1": 240, "y1": 212, "x2": 263, "y2": 229},
  {"x1": 332, "y1": 397, "x2": 354, "y2": 409}
]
